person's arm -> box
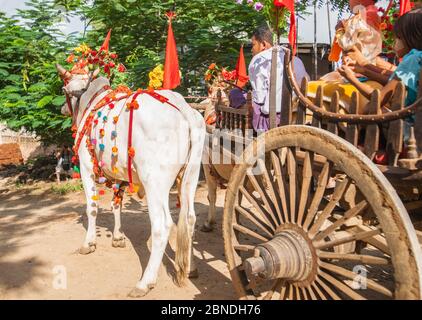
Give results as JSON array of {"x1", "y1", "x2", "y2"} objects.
[
  {"x1": 343, "y1": 46, "x2": 396, "y2": 75},
  {"x1": 357, "y1": 65, "x2": 391, "y2": 85},
  {"x1": 338, "y1": 65, "x2": 399, "y2": 106},
  {"x1": 374, "y1": 56, "x2": 397, "y2": 73}
]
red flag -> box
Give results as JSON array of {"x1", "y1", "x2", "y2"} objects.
[
  {"x1": 399, "y1": 0, "x2": 411, "y2": 16},
  {"x1": 163, "y1": 12, "x2": 181, "y2": 90},
  {"x1": 235, "y1": 45, "x2": 249, "y2": 88},
  {"x1": 100, "y1": 29, "x2": 112, "y2": 52},
  {"x1": 274, "y1": 0, "x2": 297, "y2": 55}
]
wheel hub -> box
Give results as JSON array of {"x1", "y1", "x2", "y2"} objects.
[{"x1": 244, "y1": 229, "x2": 315, "y2": 283}]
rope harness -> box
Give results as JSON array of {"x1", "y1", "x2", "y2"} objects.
[{"x1": 67, "y1": 82, "x2": 181, "y2": 198}]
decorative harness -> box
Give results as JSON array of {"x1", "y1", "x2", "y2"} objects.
[{"x1": 64, "y1": 77, "x2": 181, "y2": 200}]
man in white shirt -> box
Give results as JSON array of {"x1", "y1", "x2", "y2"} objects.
[{"x1": 248, "y1": 26, "x2": 309, "y2": 131}]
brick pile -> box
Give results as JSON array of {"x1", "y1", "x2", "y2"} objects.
[{"x1": 0, "y1": 143, "x2": 24, "y2": 166}]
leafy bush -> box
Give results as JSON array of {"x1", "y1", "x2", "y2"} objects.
[{"x1": 50, "y1": 181, "x2": 84, "y2": 195}]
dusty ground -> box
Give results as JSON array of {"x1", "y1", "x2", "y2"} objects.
[{"x1": 0, "y1": 178, "x2": 235, "y2": 300}]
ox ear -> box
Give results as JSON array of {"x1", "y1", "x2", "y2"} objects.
[{"x1": 56, "y1": 64, "x2": 71, "y2": 79}]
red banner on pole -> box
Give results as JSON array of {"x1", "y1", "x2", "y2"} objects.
[
  {"x1": 163, "y1": 12, "x2": 181, "y2": 90},
  {"x1": 399, "y1": 0, "x2": 412, "y2": 16},
  {"x1": 274, "y1": 0, "x2": 296, "y2": 55},
  {"x1": 100, "y1": 29, "x2": 112, "y2": 52},
  {"x1": 235, "y1": 45, "x2": 249, "y2": 88}
]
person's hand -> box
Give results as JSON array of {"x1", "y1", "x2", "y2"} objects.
[
  {"x1": 335, "y1": 19, "x2": 345, "y2": 31},
  {"x1": 344, "y1": 46, "x2": 369, "y2": 67},
  {"x1": 337, "y1": 65, "x2": 356, "y2": 81},
  {"x1": 345, "y1": 59, "x2": 366, "y2": 75}
]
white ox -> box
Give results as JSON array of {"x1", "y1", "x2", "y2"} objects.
[{"x1": 56, "y1": 64, "x2": 205, "y2": 297}]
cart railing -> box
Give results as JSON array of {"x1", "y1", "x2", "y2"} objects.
[
  {"x1": 283, "y1": 47, "x2": 422, "y2": 125},
  {"x1": 282, "y1": 46, "x2": 422, "y2": 168},
  {"x1": 214, "y1": 90, "x2": 253, "y2": 134}
]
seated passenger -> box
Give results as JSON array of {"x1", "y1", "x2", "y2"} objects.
[
  {"x1": 248, "y1": 26, "x2": 309, "y2": 131},
  {"x1": 338, "y1": 8, "x2": 422, "y2": 110},
  {"x1": 308, "y1": 0, "x2": 384, "y2": 115}
]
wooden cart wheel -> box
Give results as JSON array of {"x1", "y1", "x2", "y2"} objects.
[{"x1": 223, "y1": 125, "x2": 422, "y2": 300}]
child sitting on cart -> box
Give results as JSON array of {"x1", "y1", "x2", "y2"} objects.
[{"x1": 339, "y1": 8, "x2": 422, "y2": 110}]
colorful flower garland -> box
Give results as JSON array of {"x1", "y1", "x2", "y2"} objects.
[
  {"x1": 66, "y1": 43, "x2": 126, "y2": 78},
  {"x1": 204, "y1": 63, "x2": 238, "y2": 86}
]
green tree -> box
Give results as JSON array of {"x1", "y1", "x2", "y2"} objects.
[
  {"x1": 0, "y1": 0, "x2": 353, "y2": 144},
  {"x1": 0, "y1": 0, "x2": 77, "y2": 145}
]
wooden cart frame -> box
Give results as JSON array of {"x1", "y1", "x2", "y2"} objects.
[{"x1": 200, "y1": 46, "x2": 422, "y2": 300}]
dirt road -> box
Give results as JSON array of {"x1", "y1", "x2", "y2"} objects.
[{"x1": 0, "y1": 179, "x2": 235, "y2": 300}]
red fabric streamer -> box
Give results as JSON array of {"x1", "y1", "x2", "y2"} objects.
[
  {"x1": 163, "y1": 12, "x2": 181, "y2": 90},
  {"x1": 235, "y1": 45, "x2": 249, "y2": 88},
  {"x1": 400, "y1": 0, "x2": 412, "y2": 16},
  {"x1": 274, "y1": 0, "x2": 297, "y2": 55},
  {"x1": 100, "y1": 29, "x2": 112, "y2": 52}
]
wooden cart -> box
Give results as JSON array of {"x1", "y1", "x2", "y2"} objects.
[{"x1": 200, "y1": 46, "x2": 422, "y2": 300}]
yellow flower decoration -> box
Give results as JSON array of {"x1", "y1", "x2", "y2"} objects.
[
  {"x1": 149, "y1": 79, "x2": 163, "y2": 89},
  {"x1": 74, "y1": 43, "x2": 91, "y2": 55},
  {"x1": 148, "y1": 64, "x2": 164, "y2": 89}
]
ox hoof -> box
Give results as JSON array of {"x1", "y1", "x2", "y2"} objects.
[
  {"x1": 79, "y1": 243, "x2": 96, "y2": 255},
  {"x1": 112, "y1": 237, "x2": 126, "y2": 248},
  {"x1": 188, "y1": 268, "x2": 199, "y2": 279},
  {"x1": 200, "y1": 223, "x2": 214, "y2": 233},
  {"x1": 128, "y1": 285, "x2": 155, "y2": 298}
]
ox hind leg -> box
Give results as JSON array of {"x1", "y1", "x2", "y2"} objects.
[
  {"x1": 79, "y1": 145, "x2": 99, "y2": 255},
  {"x1": 111, "y1": 184, "x2": 126, "y2": 248},
  {"x1": 128, "y1": 169, "x2": 174, "y2": 298},
  {"x1": 201, "y1": 163, "x2": 217, "y2": 232}
]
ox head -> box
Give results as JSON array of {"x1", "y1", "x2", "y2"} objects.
[{"x1": 56, "y1": 63, "x2": 100, "y2": 116}]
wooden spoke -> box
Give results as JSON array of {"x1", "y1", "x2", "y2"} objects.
[
  {"x1": 235, "y1": 205, "x2": 274, "y2": 238},
  {"x1": 309, "y1": 177, "x2": 350, "y2": 237},
  {"x1": 320, "y1": 262, "x2": 393, "y2": 297},
  {"x1": 244, "y1": 171, "x2": 279, "y2": 228},
  {"x1": 263, "y1": 279, "x2": 283, "y2": 300},
  {"x1": 315, "y1": 277, "x2": 341, "y2": 300},
  {"x1": 279, "y1": 282, "x2": 287, "y2": 300},
  {"x1": 303, "y1": 162, "x2": 332, "y2": 230},
  {"x1": 319, "y1": 270, "x2": 366, "y2": 300},
  {"x1": 297, "y1": 151, "x2": 313, "y2": 225},
  {"x1": 287, "y1": 148, "x2": 298, "y2": 223},
  {"x1": 307, "y1": 285, "x2": 318, "y2": 300},
  {"x1": 318, "y1": 251, "x2": 390, "y2": 265},
  {"x1": 239, "y1": 186, "x2": 276, "y2": 230},
  {"x1": 270, "y1": 151, "x2": 290, "y2": 223},
  {"x1": 300, "y1": 287, "x2": 310, "y2": 300},
  {"x1": 246, "y1": 169, "x2": 278, "y2": 227},
  {"x1": 287, "y1": 282, "x2": 294, "y2": 300},
  {"x1": 233, "y1": 223, "x2": 270, "y2": 243},
  {"x1": 315, "y1": 228, "x2": 382, "y2": 250},
  {"x1": 246, "y1": 168, "x2": 279, "y2": 227},
  {"x1": 311, "y1": 282, "x2": 328, "y2": 300},
  {"x1": 294, "y1": 285, "x2": 301, "y2": 300},
  {"x1": 313, "y1": 200, "x2": 368, "y2": 241},
  {"x1": 257, "y1": 159, "x2": 283, "y2": 225},
  {"x1": 233, "y1": 244, "x2": 256, "y2": 253},
  {"x1": 354, "y1": 225, "x2": 391, "y2": 255}
]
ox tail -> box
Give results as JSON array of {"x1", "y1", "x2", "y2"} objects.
[{"x1": 175, "y1": 105, "x2": 205, "y2": 286}]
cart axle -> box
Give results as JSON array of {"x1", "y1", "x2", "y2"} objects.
[{"x1": 244, "y1": 230, "x2": 314, "y2": 282}]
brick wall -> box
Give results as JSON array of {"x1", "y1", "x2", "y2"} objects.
[{"x1": 0, "y1": 143, "x2": 24, "y2": 166}]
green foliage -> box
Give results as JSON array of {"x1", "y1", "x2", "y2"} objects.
[
  {"x1": 0, "y1": 0, "x2": 77, "y2": 145},
  {"x1": 0, "y1": 0, "x2": 352, "y2": 145},
  {"x1": 50, "y1": 180, "x2": 84, "y2": 195}
]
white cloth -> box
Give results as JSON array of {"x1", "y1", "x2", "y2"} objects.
[{"x1": 248, "y1": 46, "x2": 309, "y2": 115}]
